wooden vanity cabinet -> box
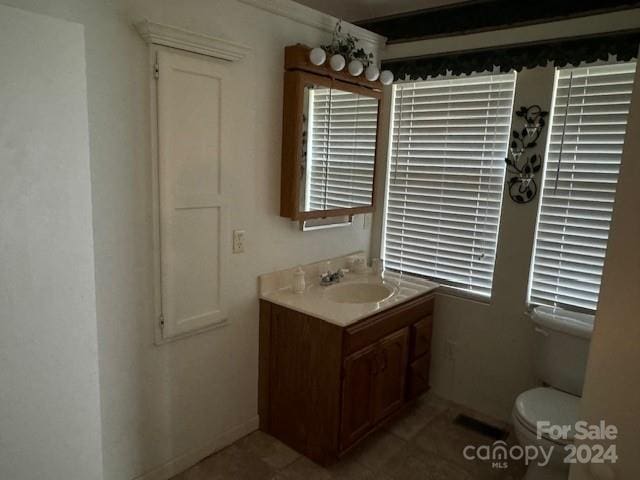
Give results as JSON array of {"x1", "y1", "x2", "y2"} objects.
[
  {"x1": 258, "y1": 293, "x2": 434, "y2": 465},
  {"x1": 341, "y1": 327, "x2": 408, "y2": 449}
]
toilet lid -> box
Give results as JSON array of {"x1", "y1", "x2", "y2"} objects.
[{"x1": 514, "y1": 387, "x2": 580, "y2": 443}]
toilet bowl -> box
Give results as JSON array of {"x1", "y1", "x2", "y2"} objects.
[
  {"x1": 512, "y1": 306, "x2": 594, "y2": 480},
  {"x1": 512, "y1": 387, "x2": 579, "y2": 480}
]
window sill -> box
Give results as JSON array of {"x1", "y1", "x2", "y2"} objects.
[{"x1": 435, "y1": 285, "x2": 492, "y2": 305}]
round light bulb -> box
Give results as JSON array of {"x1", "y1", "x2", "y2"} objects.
[
  {"x1": 348, "y1": 59, "x2": 364, "y2": 76},
  {"x1": 365, "y1": 64, "x2": 380, "y2": 81},
  {"x1": 309, "y1": 47, "x2": 326, "y2": 66},
  {"x1": 379, "y1": 70, "x2": 394, "y2": 85},
  {"x1": 329, "y1": 54, "x2": 346, "y2": 72}
]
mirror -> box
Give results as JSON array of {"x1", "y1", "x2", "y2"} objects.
[
  {"x1": 280, "y1": 70, "x2": 382, "y2": 221},
  {"x1": 300, "y1": 83, "x2": 380, "y2": 213}
]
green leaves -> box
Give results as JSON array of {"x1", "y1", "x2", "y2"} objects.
[{"x1": 322, "y1": 21, "x2": 375, "y2": 67}]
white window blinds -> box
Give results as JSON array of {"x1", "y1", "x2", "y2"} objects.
[
  {"x1": 529, "y1": 62, "x2": 636, "y2": 312},
  {"x1": 306, "y1": 87, "x2": 378, "y2": 211},
  {"x1": 383, "y1": 73, "x2": 516, "y2": 297}
]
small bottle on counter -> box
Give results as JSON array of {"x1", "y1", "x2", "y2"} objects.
[
  {"x1": 292, "y1": 265, "x2": 306, "y2": 294},
  {"x1": 351, "y1": 257, "x2": 367, "y2": 274}
]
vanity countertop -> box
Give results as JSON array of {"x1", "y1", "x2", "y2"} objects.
[{"x1": 259, "y1": 270, "x2": 439, "y2": 327}]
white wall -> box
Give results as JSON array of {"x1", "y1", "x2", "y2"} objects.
[
  {"x1": 373, "y1": 11, "x2": 640, "y2": 422},
  {"x1": 569, "y1": 49, "x2": 640, "y2": 480},
  {"x1": 0, "y1": 1, "x2": 382, "y2": 479},
  {"x1": 0, "y1": 5, "x2": 103, "y2": 479}
]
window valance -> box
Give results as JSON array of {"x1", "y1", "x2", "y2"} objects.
[{"x1": 382, "y1": 30, "x2": 640, "y2": 80}]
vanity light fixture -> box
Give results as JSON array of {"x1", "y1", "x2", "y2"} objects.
[{"x1": 306, "y1": 20, "x2": 387, "y2": 82}]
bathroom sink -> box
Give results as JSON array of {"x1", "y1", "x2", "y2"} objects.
[{"x1": 324, "y1": 282, "x2": 395, "y2": 304}]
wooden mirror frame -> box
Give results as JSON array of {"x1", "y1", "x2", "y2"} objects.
[{"x1": 280, "y1": 44, "x2": 384, "y2": 221}]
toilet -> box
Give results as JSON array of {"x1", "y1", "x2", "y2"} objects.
[{"x1": 512, "y1": 306, "x2": 594, "y2": 480}]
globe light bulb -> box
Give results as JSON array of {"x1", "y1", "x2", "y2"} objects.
[
  {"x1": 365, "y1": 65, "x2": 380, "y2": 81},
  {"x1": 329, "y1": 54, "x2": 346, "y2": 72},
  {"x1": 348, "y1": 60, "x2": 364, "y2": 76},
  {"x1": 309, "y1": 47, "x2": 326, "y2": 66},
  {"x1": 379, "y1": 70, "x2": 394, "y2": 85}
]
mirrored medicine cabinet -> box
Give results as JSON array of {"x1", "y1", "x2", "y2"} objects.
[{"x1": 280, "y1": 45, "x2": 384, "y2": 221}]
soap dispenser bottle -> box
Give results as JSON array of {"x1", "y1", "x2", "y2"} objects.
[{"x1": 292, "y1": 266, "x2": 306, "y2": 294}]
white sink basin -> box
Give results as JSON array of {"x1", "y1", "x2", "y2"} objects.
[{"x1": 324, "y1": 281, "x2": 395, "y2": 304}]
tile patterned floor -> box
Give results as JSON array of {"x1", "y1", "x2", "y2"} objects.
[{"x1": 171, "y1": 393, "x2": 526, "y2": 480}]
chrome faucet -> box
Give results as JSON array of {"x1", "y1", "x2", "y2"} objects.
[{"x1": 320, "y1": 269, "x2": 346, "y2": 286}]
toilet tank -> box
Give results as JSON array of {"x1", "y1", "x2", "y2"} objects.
[{"x1": 531, "y1": 306, "x2": 594, "y2": 396}]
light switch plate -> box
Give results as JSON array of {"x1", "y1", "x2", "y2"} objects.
[{"x1": 233, "y1": 229, "x2": 245, "y2": 253}]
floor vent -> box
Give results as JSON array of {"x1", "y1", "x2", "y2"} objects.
[{"x1": 453, "y1": 414, "x2": 508, "y2": 440}]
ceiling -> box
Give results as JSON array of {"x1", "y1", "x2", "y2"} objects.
[{"x1": 294, "y1": 0, "x2": 472, "y2": 22}]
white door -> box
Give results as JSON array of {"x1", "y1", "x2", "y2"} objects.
[{"x1": 156, "y1": 49, "x2": 230, "y2": 339}]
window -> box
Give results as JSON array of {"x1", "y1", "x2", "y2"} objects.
[
  {"x1": 383, "y1": 73, "x2": 517, "y2": 297},
  {"x1": 529, "y1": 62, "x2": 637, "y2": 312},
  {"x1": 306, "y1": 87, "x2": 378, "y2": 211}
]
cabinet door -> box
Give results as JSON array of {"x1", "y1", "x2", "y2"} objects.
[
  {"x1": 373, "y1": 328, "x2": 409, "y2": 422},
  {"x1": 407, "y1": 354, "x2": 431, "y2": 401},
  {"x1": 410, "y1": 315, "x2": 433, "y2": 361},
  {"x1": 340, "y1": 344, "x2": 377, "y2": 449},
  {"x1": 156, "y1": 50, "x2": 230, "y2": 339}
]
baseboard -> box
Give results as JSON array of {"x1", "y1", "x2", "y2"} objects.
[{"x1": 133, "y1": 415, "x2": 260, "y2": 480}]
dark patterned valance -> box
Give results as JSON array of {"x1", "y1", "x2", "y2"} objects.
[{"x1": 382, "y1": 29, "x2": 640, "y2": 80}]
